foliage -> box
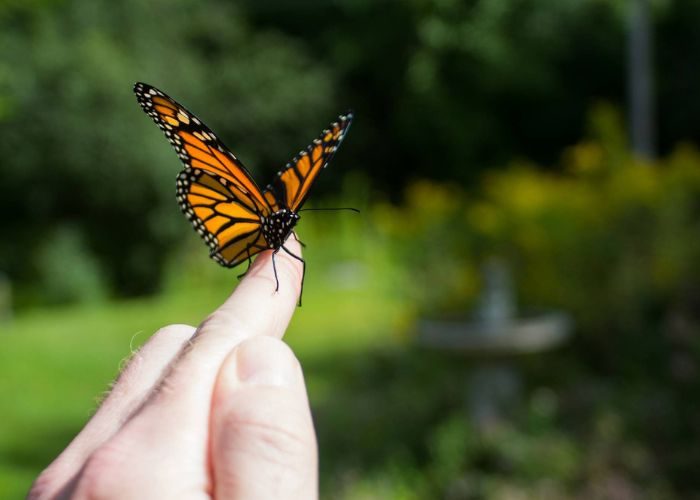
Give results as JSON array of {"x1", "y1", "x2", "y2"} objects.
[
  {"x1": 3, "y1": 126, "x2": 700, "y2": 496},
  {"x1": 363, "y1": 103, "x2": 700, "y2": 495},
  {"x1": 3, "y1": 0, "x2": 700, "y2": 497},
  {"x1": 0, "y1": 0, "x2": 335, "y2": 300},
  {"x1": 246, "y1": 0, "x2": 700, "y2": 187},
  {"x1": 0, "y1": 207, "x2": 406, "y2": 499},
  {"x1": 374, "y1": 102, "x2": 700, "y2": 332},
  {"x1": 34, "y1": 224, "x2": 107, "y2": 305},
  {"x1": 5, "y1": 0, "x2": 700, "y2": 304}
]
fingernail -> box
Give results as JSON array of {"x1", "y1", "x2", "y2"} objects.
[{"x1": 235, "y1": 337, "x2": 297, "y2": 387}]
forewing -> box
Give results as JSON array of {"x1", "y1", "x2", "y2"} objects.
[
  {"x1": 265, "y1": 112, "x2": 353, "y2": 212},
  {"x1": 134, "y1": 82, "x2": 271, "y2": 215}
]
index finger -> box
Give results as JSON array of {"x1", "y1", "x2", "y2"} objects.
[
  {"x1": 165, "y1": 237, "x2": 303, "y2": 396},
  {"x1": 195, "y1": 239, "x2": 303, "y2": 348},
  {"x1": 65, "y1": 242, "x2": 304, "y2": 498}
]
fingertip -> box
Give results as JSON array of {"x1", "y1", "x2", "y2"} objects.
[
  {"x1": 201, "y1": 237, "x2": 303, "y2": 341},
  {"x1": 243, "y1": 237, "x2": 303, "y2": 299},
  {"x1": 221, "y1": 336, "x2": 300, "y2": 390}
]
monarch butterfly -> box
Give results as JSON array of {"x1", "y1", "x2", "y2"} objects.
[{"x1": 133, "y1": 82, "x2": 353, "y2": 301}]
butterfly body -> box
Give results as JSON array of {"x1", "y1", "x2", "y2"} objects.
[
  {"x1": 134, "y1": 82, "x2": 352, "y2": 299},
  {"x1": 261, "y1": 208, "x2": 300, "y2": 250}
]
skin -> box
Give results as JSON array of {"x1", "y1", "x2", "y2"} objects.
[{"x1": 28, "y1": 239, "x2": 317, "y2": 500}]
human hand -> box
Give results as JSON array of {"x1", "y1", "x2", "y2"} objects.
[{"x1": 29, "y1": 240, "x2": 317, "y2": 499}]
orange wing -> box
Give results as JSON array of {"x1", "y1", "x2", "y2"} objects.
[
  {"x1": 177, "y1": 168, "x2": 269, "y2": 267},
  {"x1": 134, "y1": 82, "x2": 272, "y2": 266},
  {"x1": 264, "y1": 112, "x2": 353, "y2": 212},
  {"x1": 134, "y1": 82, "x2": 271, "y2": 216}
]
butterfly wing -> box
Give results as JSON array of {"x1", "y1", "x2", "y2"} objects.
[
  {"x1": 177, "y1": 168, "x2": 269, "y2": 267},
  {"x1": 264, "y1": 112, "x2": 353, "y2": 212},
  {"x1": 134, "y1": 82, "x2": 271, "y2": 266}
]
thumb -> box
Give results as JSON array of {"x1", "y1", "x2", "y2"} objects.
[{"x1": 211, "y1": 336, "x2": 318, "y2": 500}]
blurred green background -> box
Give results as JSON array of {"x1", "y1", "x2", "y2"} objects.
[{"x1": 2, "y1": 0, "x2": 700, "y2": 498}]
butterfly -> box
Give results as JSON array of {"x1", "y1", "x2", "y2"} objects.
[{"x1": 133, "y1": 82, "x2": 353, "y2": 301}]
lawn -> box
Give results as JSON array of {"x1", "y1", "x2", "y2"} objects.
[
  {"x1": 3, "y1": 190, "x2": 688, "y2": 497},
  {"x1": 0, "y1": 245, "x2": 411, "y2": 498}
]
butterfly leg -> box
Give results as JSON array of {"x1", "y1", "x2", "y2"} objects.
[
  {"x1": 281, "y1": 245, "x2": 306, "y2": 307},
  {"x1": 271, "y1": 248, "x2": 281, "y2": 293},
  {"x1": 237, "y1": 255, "x2": 253, "y2": 280},
  {"x1": 236, "y1": 245, "x2": 257, "y2": 279},
  {"x1": 291, "y1": 231, "x2": 307, "y2": 248}
]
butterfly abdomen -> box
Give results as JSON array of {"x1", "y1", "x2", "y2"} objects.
[{"x1": 262, "y1": 209, "x2": 300, "y2": 249}]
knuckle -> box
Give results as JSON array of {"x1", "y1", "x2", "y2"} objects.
[
  {"x1": 27, "y1": 469, "x2": 56, "y2": 500},
  {"x1": 197, "y1": 309, "x2": 247, "y2": 337},
  {"x1": 149, "y1": 323, "x2": 196, "y2": 345},
  {"x1": 229, "y1": 410, "x2": 315, "y2": 468},
  {"x1": 242, "y1": 335, "x2": 297, "y2": 362},
  {"x1": 112, "y1": 324, "x2": 194, "y2": 396},
  {"x1": 73, "y1": 444, "x2": 131, "y2": 499},
  {"x1": 221, "y1": 388, "x2": 314, "y2": 469}
]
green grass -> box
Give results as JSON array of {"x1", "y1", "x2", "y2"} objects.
[
  {"x1": 0, "y1": 258, "x2": 409, "y2": 498},
  {"x1": 0, "y1": 206, "x2": 418, "y2": 497},
  {"x1": 1, "y1": 204, "x2": 685, "y2": 497}
]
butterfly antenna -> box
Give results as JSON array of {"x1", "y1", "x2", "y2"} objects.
[{"x1": 298, "y1": 207, "x2": 360, "y2": 213}]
